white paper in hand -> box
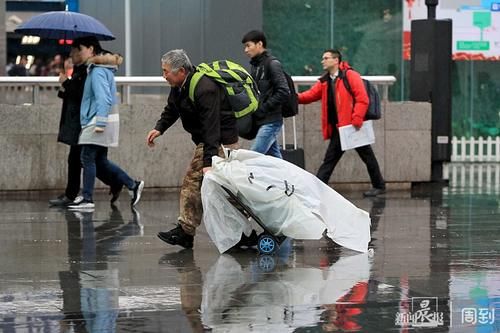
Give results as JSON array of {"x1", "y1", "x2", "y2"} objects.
[{"x1": 338, "y1": 120, "x2": 375, "y2": 151}]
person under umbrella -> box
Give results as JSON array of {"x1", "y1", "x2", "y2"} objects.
[
  {"x1": 49, "y1": 41, "x2": 125, "y2": 207},
  {"x1": 67, "y1": 37, "x2": 144, "y2": 210}
]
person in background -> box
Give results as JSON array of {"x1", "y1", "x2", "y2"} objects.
[
  {"x1": 7, "y1": 55, "x2": 29, "y2": 76},
  {"x1": 49, "y1": 40, "x2": 125, "y2": 207},
  {"x1": 48, "y1": 54, "x2": 64, "y2": 76},
  {"x1": 66, "y1": 37, "x2": 144, "y2": 210},
  {"x1": 297, "y1": 49, "x2": 385, "y2": 197},
  {"x1": 63, "y1": 56, "x2": 74, "y2": 78},
  {"x1": 241, "y1": 30, "x2": 289, "y2": 158}
]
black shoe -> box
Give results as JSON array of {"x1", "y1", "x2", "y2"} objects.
[
  {"x1": 129, "y1": 180, "x2": 144, "y2": 206},
  {"x1": 363, "y1": 188, "x2": 386, "y2": 197},
  {"x1": 109, "y1": 185, "x2": 123, "y2": 203},
  {"x1": 236, "y1": 230, "x2": 259, "y2": 247},
  {"x1": 157, "y1": 224, "x2": 194, "y2": 249},
  {"x1": 49, "y1": 195, "x2": 73, "y2": 206}
]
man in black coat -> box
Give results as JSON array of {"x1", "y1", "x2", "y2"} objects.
[
  {"x1": 242, "y1": 30, "x2": 290, "y2": 158},
  {"x1": 147, "y1": 49, "x2": 239, "y2": 249},
  {"x1": 49, "y1": 45, "x2": 123, "y2": 206}
]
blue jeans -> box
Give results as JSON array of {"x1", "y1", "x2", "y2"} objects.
[
  {"x1": 81, "y1": 145, "x2": 135, "y2": 201},
  {"x1": 250, "y1": 120, "x2": 283, "y2": 158}
]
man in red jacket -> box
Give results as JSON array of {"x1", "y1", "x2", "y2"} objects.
[{"x1": 298, "y1": 49, "x2": 385, "y2": 197}]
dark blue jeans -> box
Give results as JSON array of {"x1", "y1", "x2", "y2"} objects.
[
  {"x1": 66, "y1": 145, "x2": 122, "y2": 200},
  {"x1": 80, "y1": 145, "x2": 135, "y2": 202},
  {"x1": 250, "y1": 119, "x2": 283, "y2": 158}
]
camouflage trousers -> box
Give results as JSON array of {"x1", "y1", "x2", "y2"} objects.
[{"x1": 179, "y1": 142, "x2": 238, "y2": 235}]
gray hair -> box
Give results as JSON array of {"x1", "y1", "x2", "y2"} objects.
[{"x1": 161, "y1": 49, "x2": 192, "y2": 73}]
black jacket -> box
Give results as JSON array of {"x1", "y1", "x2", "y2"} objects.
[
  {"x1": 249, "y1": 51, "x2": 289, "y2": 126},
  {"x1": 57, "y1": 64, "x2": 87, "y2": 145},
  {"x1": 154, "y1": 70, "x2": 238, "y2": 167}
]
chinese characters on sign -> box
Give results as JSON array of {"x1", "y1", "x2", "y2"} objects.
[
  {"x1": 395, "y1": 297, "x2": 497, "y2": 328},
  {"x1": 462, "y1": 307, "x2": 495, "y2": 325},
  {"x1": 395, "y1": 297, "x2": 444, "y2": 328}
]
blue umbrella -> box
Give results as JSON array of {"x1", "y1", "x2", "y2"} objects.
[{"x1": 15, "y1": 11, "x2": 115, "y2": 41}]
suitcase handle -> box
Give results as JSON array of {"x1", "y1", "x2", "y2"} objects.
[{"x1": 281, "y1": 116, "x2": 298, "y2": 150}]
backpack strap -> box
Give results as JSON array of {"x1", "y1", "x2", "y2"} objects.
[
  {"x1": 188, "y1": 71, "x2": 204, "y2": 102},
  {"x1": 262, "y1": 56, "x2": 279, "y2": 80},
  {"x1": 341, "y1": 68, "x2": 354, "y2": 97}
]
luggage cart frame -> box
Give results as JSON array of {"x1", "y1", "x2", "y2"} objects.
[{"x1": 221, "y1": 185, "x2": 287, "y2": 254}]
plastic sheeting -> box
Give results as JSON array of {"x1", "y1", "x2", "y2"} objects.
[
  {"x1": 201, "y1": 252, "x2": 371, "y2": 332},
  {"x1": 202, "y1": 149, "x2": 371, "y2": 253}
]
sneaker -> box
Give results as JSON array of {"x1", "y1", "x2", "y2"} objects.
[
  {"x1": 72, "y1": 196, "x2": 84, "y2": 205},
  {"x1": 129, "y1": 180, "x2": 144, "y2": 207},
  {"x1": 67, "y1": 199, "x2": 95, "y2": 211},
  {"x1": 109, "y1": 185, "x2": 123, "y2": 204},
  {"x1": 235, "y1": 230, "x2": 259, "y2": 248},
  {"x1": 363, "y1": 188, "x2": 386, "y2": 197},
  {"x1": 157, "y1": 224, "x2": 194, "y2": 249},
  {"x1": 49, "y1": 195, "x2": 73, "y2": 206}
]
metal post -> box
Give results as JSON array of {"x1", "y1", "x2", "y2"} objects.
[
  {"x1": 124, "y1": 0, "x2": 132, "y2": 103},
  {"x1": 33, "y1": 85, "x2": 40, "y2": 104}
]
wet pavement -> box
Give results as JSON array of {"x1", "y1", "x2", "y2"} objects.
[{"x1": 0, "y1": 177, "x2": 499, "y2": 332}]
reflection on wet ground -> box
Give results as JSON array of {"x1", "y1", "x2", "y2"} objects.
[{"x1": 0, "y1": 181, "x2": 499, "y2": 332}]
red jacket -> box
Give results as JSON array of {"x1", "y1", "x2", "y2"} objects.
[{"x1": 298, "y1": 62, "x2": 369, "y2": 140}]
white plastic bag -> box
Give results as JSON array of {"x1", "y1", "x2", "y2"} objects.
[{"x1": 202, "y1": 149, "x2": 371, "y2": 253}]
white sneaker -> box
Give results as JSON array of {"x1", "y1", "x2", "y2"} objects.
[
  {"x1": 68, "y1": 200, "x2": 95, "y2": 211},
  {"x1": 72, "y1": 196, "x2": 84, "y2": 205}
]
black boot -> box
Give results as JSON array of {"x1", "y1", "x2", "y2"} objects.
[{"x1": 157, "y1": 224, "x2": 194, "y2": 249}]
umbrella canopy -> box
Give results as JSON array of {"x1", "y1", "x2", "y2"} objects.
[{"x1": 14, "y1": 11, "x2": 115, "y2": 41}]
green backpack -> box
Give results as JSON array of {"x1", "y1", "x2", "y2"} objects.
[{"x1": 188, "y1": 60, "x2": 259, "y2": 140}]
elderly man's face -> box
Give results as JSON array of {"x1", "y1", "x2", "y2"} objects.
[{"x1": 162, "y1": 63, "x2": 186, "y2": 87}]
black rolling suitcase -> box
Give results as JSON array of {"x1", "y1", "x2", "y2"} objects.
[{"x1": 280, "y1": 117, "x2": 305, "y2": 169}]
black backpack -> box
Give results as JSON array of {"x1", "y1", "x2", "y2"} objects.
[
  {"x1": 263, "y1": 57, "x2": 299, "y2": 118},
  {"x1": 341, "y1": 68, "x2": 381, "y2": 120}
]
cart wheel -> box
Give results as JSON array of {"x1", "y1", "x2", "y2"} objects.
[
  {"x1": 258, "y1": 255, "x2": 276, "y2": 272},
  {"x1": 258, "y1": 234, "x2": 277, "y2": 254}
]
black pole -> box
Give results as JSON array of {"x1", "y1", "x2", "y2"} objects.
[{"x1": 426, "y1": 0, "x2": 439, "y2": 19}]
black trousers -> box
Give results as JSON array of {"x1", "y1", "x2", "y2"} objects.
[
  {"x1": 316, "y1": 127, "x2": 385, "y2": 189},
  {"x1": 65, "y1": 145, "x2": 121, "y2": 200}
]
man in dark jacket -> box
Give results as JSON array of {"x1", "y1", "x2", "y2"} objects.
[
  {"x1": 242, "y1": 30, "x2": 290, "y2": 158},
  {"x1": 147, "y1": 49, "x2": 239, "y2": 249},
  {"x1": 49, "y1": 43, "x2": 123, "y2": 206}
]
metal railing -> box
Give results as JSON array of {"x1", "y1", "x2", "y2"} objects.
[{"x1": 0, "y1": 75, "x2": 396, "y2": 105}]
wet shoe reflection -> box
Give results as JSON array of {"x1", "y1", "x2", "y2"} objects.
[{"x1": 58, "y1": 205, "x2": 144, "y2": 332}]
